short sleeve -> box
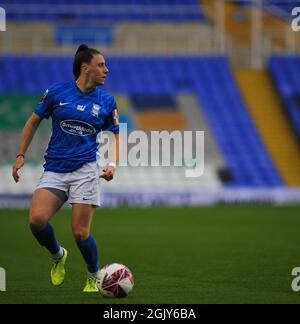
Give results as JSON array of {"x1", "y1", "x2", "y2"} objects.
[
  {"x1": 34, "y1": 85, "x2": 56, "y2": 119},
  {"x1": 102, "y1": 97, "x2": 120, "y2": 134}
]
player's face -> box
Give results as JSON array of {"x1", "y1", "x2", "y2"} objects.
[{"x1": 86, "y1": 54, "x2": 109, "y2": 86}]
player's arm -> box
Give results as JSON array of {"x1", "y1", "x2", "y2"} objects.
[
  {"x1": 12, "y1": 112, "x2": 42, "y2": 183},
  {"x1": 100, "y1": 133, "x2": 119, "y2": 182}
]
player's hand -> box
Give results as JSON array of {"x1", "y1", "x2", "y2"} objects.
[
  {"x1": 12, "y1": 156, "x2": 25, "y2": 183},
  {"x1": 100, "y1": 165, "x2": 115, "y2": 182}
]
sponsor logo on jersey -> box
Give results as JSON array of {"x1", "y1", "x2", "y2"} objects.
[
  {"x1": 59, "y1": 102, "x2": 71, "y2": 106},
  {"x1": 77, "y1": 104, "x2": 86, "y2": 111},
  {"x1": 60, "y1": 120, "x2": 96, "y2": 136}
]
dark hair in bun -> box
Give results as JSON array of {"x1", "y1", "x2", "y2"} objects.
[{"x1": 73, "y1": 44, "x2": 101, "y2": 79}]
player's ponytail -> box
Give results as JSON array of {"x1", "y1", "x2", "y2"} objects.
[
  {"x1": 75, "y1": 44, "x2": 89, "y2": 56},
  {"x1": 73, "y1": 44, "x2": 101, "y2": 79}
]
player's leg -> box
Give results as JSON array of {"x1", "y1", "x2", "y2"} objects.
[
  {"x1": 30, "y1": 188, "x2": 68, "y2": 286},
  {"x1": 71, "y1": 203, "x2": 100, "y2": 292},
  {"x1": 30, "y1": 188, "x2": 66, "y2": 255},
  {"x1": 69, "y1": 161, "x2": 101, "y2": 291}
]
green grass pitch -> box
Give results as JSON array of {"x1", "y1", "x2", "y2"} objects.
[{"x1": 0, "y1": 205, "x2": 300, "y2": 304}]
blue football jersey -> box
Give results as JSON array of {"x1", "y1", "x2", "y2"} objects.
[{"x1": 34, "y1": 81, "x2": 119, "y2": 173}]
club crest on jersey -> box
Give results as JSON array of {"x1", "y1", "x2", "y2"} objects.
[
  {"x1": 77, "y1": 105, "x2": 86, "y2": 111},
  {"x1": 92, "y1": 103, "x2": 101, "y2": 117}
]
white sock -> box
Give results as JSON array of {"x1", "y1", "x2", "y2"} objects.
[
  {"x1": 89, "y1": 271, "x2": 100, "y2": 278},
  {"x1": 52, "y1": 247, "x2": 64, "y2": 260}
]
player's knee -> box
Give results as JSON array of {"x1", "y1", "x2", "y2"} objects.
[
  {"x1": 29, "y1": 217, "x2": 47, "y2": 232},
  {"x1": 72, "y1": 228, "x2": 90, "y2": 242}
]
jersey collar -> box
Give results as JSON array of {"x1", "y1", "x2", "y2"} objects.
[{"x1": 73, "y1": 81, "x2": 98, "y2": 96}]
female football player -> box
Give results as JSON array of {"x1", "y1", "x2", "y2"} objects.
[{"x1": 12, "y1": 44, "x2": 119, "y2": 292}]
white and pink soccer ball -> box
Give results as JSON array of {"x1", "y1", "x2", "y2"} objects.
[{"x1": 97, "y1": 263, "x2": 134, "y2": 298}]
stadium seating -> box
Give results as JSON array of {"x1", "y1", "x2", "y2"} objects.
[
  {"x1": 1, "y1": 0, "x2": 199, "y2": 3},
  {"x1": 236, "y1": 0, "x2": 300, "y2": 20},
  {"x1": 235, "y1": 68, "x2": 300, "y2": 186},
  {"x1": 55, "y1": 26, "x2": 113, "y2": 45},
  {"x1": 269, "y1": 56, "x2": 300, "y2": 139},
  {"x1": 0, "y1": 55, "x2": 283, "y2": 187},
  {"x1": 263, "y1": 0, "x2": 300, "y2": 20},
  {"x1": 190, "y1": 57, "x2": 283, "y2": 187},
  {"x1": 1, "y1": 0, "x2": 205, "y2": 22}
]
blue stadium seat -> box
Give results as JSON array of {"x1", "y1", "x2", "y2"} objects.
[
  {"x1": 1, "y1": 0, "x2": 205, "y2": 22},
  {"x1": 269, "y1": 56, "x2": 300, "y2": 139},
  {"x1": 237, "y1": 0, "x2": 300, "y2": 20},
  {"x1": 55, "y1": 26, "x2": 113, "y2": 45}
]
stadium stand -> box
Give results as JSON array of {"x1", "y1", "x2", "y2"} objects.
[
  {"x1": 1, "y1": 0, "x2": 205, "y2": 22},
  {"x1": 190, "y1": 56, "x2": 283, "y2": 187},
  {"x1": 236, "y1": 0, "x2": 300, "y2": 20},
  {"x1": 1, "y1": 0, "x2": 299, "y2": 207},
  {"x1": 258, "y1": 0, "x2": 300, "y2": 20},
  {"x1": 235, "y1": 68, "x2": 300, "y2": 186},
  {"x1": 269, "y1": 56, "x2": 300, "y2": 140},
  {"x1": 0, "y1": 55, "x2": 283, "y2": 188}
]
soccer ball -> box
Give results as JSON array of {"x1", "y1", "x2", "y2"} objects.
[{"x1": 97, "y1": 263, "x2": 134, "y2": 298}]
